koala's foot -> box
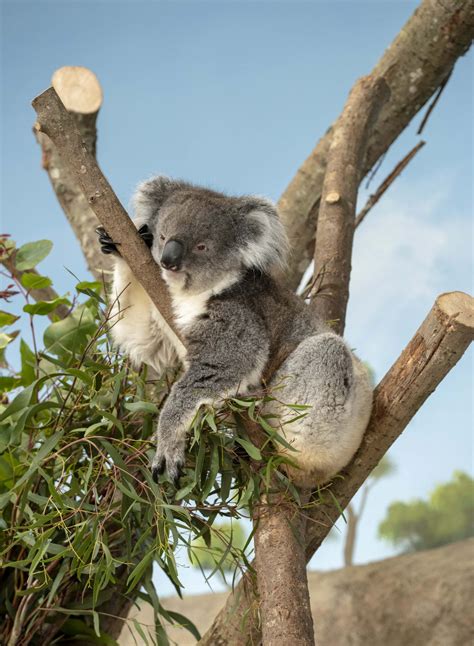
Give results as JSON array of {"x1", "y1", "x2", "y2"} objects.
[
  {"x1": 96, "y1": 226, "x2": 120, "y2": 255},
  {"x1": 151, "y1": 442, "x2": 185, "y2": 488}
]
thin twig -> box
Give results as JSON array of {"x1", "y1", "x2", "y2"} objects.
[
  {"x1": 364, "y1": 151, "x2": 387, "y2": 190},
  {"x1": 417, "y1": 72, "x2": 452, "y2": 135},
  {"x1": 355, "y1": 140, "x2": 426, "y2": 228}
]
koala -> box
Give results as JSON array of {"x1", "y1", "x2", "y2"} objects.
[{"x1": 97, "y1": 176, "x2": 373, "y2": 488}]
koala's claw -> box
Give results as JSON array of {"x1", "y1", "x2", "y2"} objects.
[
  {"x1": 151, "y1": 449, "x2": 185, "y2": 488},
  {"x1": 96, "y1": 226, "x2": 120, "y2": 255},
  {"x1": 138, "y1": 224, "x2": 154, "y2": 248}
]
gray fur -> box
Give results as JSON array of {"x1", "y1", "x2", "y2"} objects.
[{"x1": 109, "y1": 176, "x2": 373, "y2": 485}]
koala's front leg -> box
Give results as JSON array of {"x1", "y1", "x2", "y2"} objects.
[{"x1": 151, "y1": 378, "x2": 213, "y2": 485}]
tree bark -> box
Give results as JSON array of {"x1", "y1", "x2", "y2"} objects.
[
  {"x1": 343, "y1": 504, "x2": 357, "y2": 568},
  {"x1": 279, "y1": 0, "x2": 474, "y2": 290},
  {"x1": 247, "y1": 75, "x2": 389, "y2": 646},
  {"x1": 31, "y1": 86, "x2": 185, "y2": 355},
  {"x1": 33, "y1": 66, "x2": 112, "y2": 280},
  {"x1": 199, "y1": 291, "x2": 473, "y2": 645},
  {"x1": 310, "y1": 75, "x2": 390, "y2": 332},
  {"x1": 253, "y1": 489, "x2": 314, "y2": 645}
]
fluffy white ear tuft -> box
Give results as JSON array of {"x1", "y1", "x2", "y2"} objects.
[
  {"x1": 131, "y1": 175, "x2": 186, "y2": 226},
  {"x1": 239, "y1": 197, "x2": 289, "y2": 273}
]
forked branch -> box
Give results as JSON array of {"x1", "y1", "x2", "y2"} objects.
[
  {"x1": 199, "y1": 291, "x2": 473, "y2": 645},
  {"x1": 279, "y1": 0, "x2": 474, "y2": 289}
]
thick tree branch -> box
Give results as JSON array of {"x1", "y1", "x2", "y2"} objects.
[
  {"x1": 199, "y1": 291, "x2": 473, "y2": 645},
  {"x1": 34, "y1": 67, "x2": 112, "y2": 280},
  {"x1": 31, "y1": 87, "x2": 185, "y2": 354},
  {"x1": 310, "y1": 75, "x2": 390, "y2": 333},
  {"x1": 279, "y1": 0, "x2": 474, "y2": 289}
]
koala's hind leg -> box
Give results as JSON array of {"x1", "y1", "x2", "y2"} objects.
[{"x1": 268, "y1": 333, "x2": 372, "y2": 488}]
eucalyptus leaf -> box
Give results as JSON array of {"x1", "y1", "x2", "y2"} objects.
[
  {"x1": 15, "y1": 239, "x2": 53, "y2": 270},
  {"x1": 20, "y1": 272, "x2": 53, "y2": 290}
]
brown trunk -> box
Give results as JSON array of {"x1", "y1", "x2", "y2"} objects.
[{"x1": 253, "y1": 490, "x2": 314, "y2": 645}]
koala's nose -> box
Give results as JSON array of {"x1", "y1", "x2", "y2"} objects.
[{"x1": 161, "y1": 239, "x2": 184, "y2": 271}]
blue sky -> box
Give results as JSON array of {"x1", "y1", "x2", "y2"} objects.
[{"x1": 1, "y1": 1, "x2": 472, "y2": 597}]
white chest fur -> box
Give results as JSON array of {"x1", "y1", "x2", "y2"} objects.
[
  {"x1": 169, "y1": 272, "x2": 241, "y2": 332},
  {"x1": 172, "y1": 291, "x2": 209, "y2": 330}
]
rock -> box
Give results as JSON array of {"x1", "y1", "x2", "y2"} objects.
[{"x1": 118, "y1": 539, "x2": 474, "y2": 645}]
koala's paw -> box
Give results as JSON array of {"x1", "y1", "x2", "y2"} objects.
[
  {"x1": 151, "y1": 442, "x2": 185, "y2": 488},
  {"x1": 96, "y1": 226, "x2": 120, "y2": 255},
  {"x1": 137, "y1": 224, "x2": 154, "y2": 248}
]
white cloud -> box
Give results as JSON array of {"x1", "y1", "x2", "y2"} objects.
[{"x1": 345, "y1": 173, "x2": 472, "y2": 373}]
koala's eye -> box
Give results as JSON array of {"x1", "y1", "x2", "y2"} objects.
[
  {"x1": 159, "y1": 234, "x2": 165, "y2": 242},
  {"x1": 195, "y1": 243, "x2": 207, "y2": 252}
]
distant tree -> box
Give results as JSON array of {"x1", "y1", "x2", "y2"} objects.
[
  {"x1": 343, "y1": 456, "x2": 396, "y2": 566},
  {"x1": 378, "y1": 471, "x2": 474, "y2": 553}
]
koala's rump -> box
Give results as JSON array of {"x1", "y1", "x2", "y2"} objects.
[{"x1": 265, "y1": 333, "x2": 373, "y2": 487}]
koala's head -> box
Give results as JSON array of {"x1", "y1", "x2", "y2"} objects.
[{"x1": 132, "y1": 175, "x2": 289, "y2": 295}]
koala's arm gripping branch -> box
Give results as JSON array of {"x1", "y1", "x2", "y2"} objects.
[
  {"x1": 32, "y1": 87, "x2": 185, "y2": 353},
  {"x1": 199, "y1": 290, "x2": 473, "y2": 645},
  {"x1": 310, "y1": 75, "x2": 390, "y2": 334}
]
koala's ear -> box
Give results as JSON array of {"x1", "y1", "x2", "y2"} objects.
[
  {"x1": 238, "y1": 197, "x2": 289, "y2": 273},
  {"x1": 132, "y1": 175, "x2": 186, "y2": 225}
]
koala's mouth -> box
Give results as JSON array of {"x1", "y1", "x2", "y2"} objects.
[
  {"x1": 161, "y1": 267, "x2": 189, "y2": 289},
  {"x1": 162, "y1": 267, "x2": 183, "y2": 279}
]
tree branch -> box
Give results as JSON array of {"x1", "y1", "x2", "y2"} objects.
[
  {"x1": 199, "y1": 290, "x2": 473, "y2": 644},
  {"x1": 305, "y1": 291, "x2": 473, "y2": 556},
  {"x1": 33, "y1": 66, "x2": 113, "y2": 280},
  {"x1": 310, "y1": 75, "x2": 390, "y2": 333},
  {"x1": 31, "y1": 86, "x2": 185, "y2": 354},
  {"x1": 279, "y1": 0, "x2": 474, "y2": 290},
  {"x1": 246, "y1": 75, "x2": 389, "y2": 646}
]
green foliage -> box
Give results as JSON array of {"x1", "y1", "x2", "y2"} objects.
[
  {"x1": 0, "y1": 237, "x2": 309, "y2": 645},
  {"x1": 378, "y1": 471, "x2": 474, "y2": 553},
  {"x1": 189, "y1": 520, "x2": 249, "y2": 583},
  {"x1": 14, "y1": 240, "x2": 53, "y2": 270}
]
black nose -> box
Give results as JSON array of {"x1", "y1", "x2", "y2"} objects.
[{"x1": 161, "y1": 239, "x2": 184, "y2": 271}]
